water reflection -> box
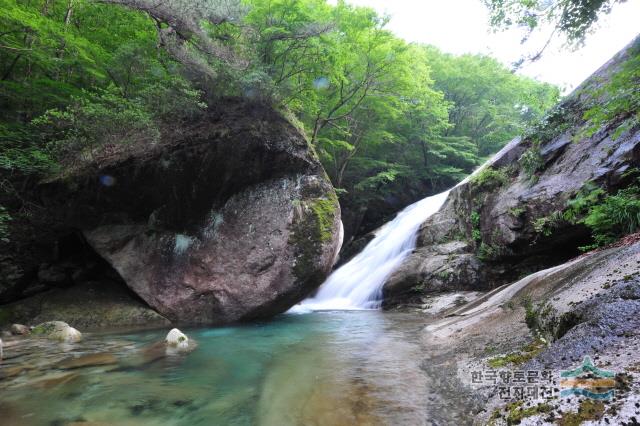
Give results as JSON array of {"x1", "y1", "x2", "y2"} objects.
[{"x1": 0, "y1": 312, "x2": 474, "y2": 425}]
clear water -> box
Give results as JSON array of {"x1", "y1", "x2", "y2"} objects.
[{"x1": 0, "y1": 312, "x2": 477, "y2": 426}]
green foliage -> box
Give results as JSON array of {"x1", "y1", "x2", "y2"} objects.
[
  {"x1": 0, "y1": 0, "x2": 209, "y2": 168},
  {"x1": 533, "y1": 211, "x2": 564, "y2": 237},
  {"x1": 562, "y1": 182, "x2": 606, "y2": 223},
  {"x1": 33, "y1": 81, "x2": 205, "y2": 164},
  {"x1": 487, "y1": 339, "x2": 546, "y2": 368},
  {"x1": 508, "y1": 206, "x2": 526, "y2": 217},
  {"x1": 484, "y1": 0, "x2": 623, "y2": 47},
  {"x1": 470, "y1": 166, "x2": 509, "y2": 190},
  {"x1": 582, "y1": 185, "x2": 640, "y2": 247},
  {"x1": 242, "y1": 1, "x2": 558, "y2": 211},
  {"x1": 519, "y1": 141, "x2": 544, "y2": 181},
  {"x1": 0, "y1": 0, "x2": 560, "y2": 226},
  {"x1": 477, "y1": 242, "x2": 505, "y2": 262},
  {"x1": 471, "y1": 210, "x2": 482, "y2": 242},
  {"x1": 581, "y1": 40, "x2": 640, "y2": 139},
  {"x1": 33, "y1": 88, "x2": 160, "y2": 162},
  {"x1": 0, "y1": 124, "x2": 56, "y2": 173},
  {"x1": 534, "y1": 178, "x2": 640, "y2": 249},
  {"x1": 423, "y1": 46, "x2": 560, "y2": 157}
]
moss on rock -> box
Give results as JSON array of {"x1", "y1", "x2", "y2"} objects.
[
  {"x1": 558, "y1": 400, "x2": 605, "y2": 426},
  {"x1": 289, "y1": 193, "x2": 339, "y2": 280}
]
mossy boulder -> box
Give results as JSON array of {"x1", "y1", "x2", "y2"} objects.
[
  {"x1": 31, "y1": 321, "x2": 82, "y2": 343},
  {"x1": 36, "y1": 100, "x2": 342, "y2": 325}
]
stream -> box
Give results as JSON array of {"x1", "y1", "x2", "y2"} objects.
[
  {"x1": 0, "y1": 152, "x2": 499, "y2": 426},
  {"x1": 0, "y1": 311, "x2": 478, "y2": 426}
]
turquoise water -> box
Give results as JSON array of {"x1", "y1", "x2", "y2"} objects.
[{"x1": 0, "y1": 312, "x2": 476, "y2": 425}]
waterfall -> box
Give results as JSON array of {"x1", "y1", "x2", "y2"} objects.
[
  {"x1": 290, "y1": 139, "x2": 517, "y2": 312},
  {"x1": 291, "y1": 190, "x2": 451, "y2": 312}
]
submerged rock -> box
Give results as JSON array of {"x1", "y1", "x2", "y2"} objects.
[
  {"x1": 57, "y1": 353, "x2": 118, "y2": 370},
  {"x1": 31, "y1": 321, "x2": 82, "y2": 343}
]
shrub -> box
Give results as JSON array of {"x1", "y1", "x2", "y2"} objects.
[
  {"x1": 470, "y1": 166, "x2": 509, "y2": 190},
  {"x1": 519, "y1": 141, "x2": 544, "y2": 181},
  {"x1": 580, "y1": 42, "x2": 640, "y2": 140},
  {"x1": 33, "y1": 80, "x2": 205, "y2": 165},
  {"x1": 477, "y1": 242, "x2": 504, "y2": 261},
  {"x1": 533, "y1": 211, "x2": 564, "y2": 237},
  {"x1": 33, "y1": 88, "x2": 160, "y2": 163},
  {"x1": 470, "y1": 210, "x2": 482, "y2": 242},
  {"x1": 0, "y1": 124, "x2": 56, "y2": 174},
  {"x1": 582, "y1": 185, "x2": 640, "y2": 247},
  {"x1": 532, "y1": 178, "x2": 639, "y2": 249}
]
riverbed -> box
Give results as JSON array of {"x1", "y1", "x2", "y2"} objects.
[{"x1": 0, "y1": 312, "x2": 478, "y2": 425}]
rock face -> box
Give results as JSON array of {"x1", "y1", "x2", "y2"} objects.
[
  {"x1": 3, "y1": 100, "x2": 342, "y2": 326},
  {"x1": 384, "y1": 37, "x2": 640, "y2": 306},
  {"x1": 420, "y1": 239, "x2": 640, "y2": 425},
  {"x1": 0, "y1": 280, "x2": 170, "y2": 330}
]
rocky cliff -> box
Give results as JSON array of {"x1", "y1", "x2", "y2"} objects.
[
  {"x1": 0, "y1": 100, "x2": 342, "y2": 326},
  {"x1": 384, "y1": 36, "x2": 640, "y2": 307}
]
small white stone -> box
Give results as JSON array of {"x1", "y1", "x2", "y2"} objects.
[
  {"x1": 166, "y1": 328, "x2": 189, "y2": 349},
  {"x1": 10, "y1": 324, "x2": 30, "y2": 335},
  {"x1": 57, "y1": 326, "x2": 82, "y2": 343}
]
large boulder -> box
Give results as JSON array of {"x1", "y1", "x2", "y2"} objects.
[
  {"x1": 384, "y1": 37, "x2": 640, "y2": 306},
  {"x1": 6, "y1": 100, "x2": 341, "y2": 325}
]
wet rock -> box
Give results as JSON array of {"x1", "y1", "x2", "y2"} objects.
[
  {"x1": 384, "y1": 243, "x2": 484, "y2": 305},
  {"x1": 1, "y1": 280, "x2": 170, "y2": 330},
  {"x1": 0, "y1": 365, "x2": 28, "y2": 379},
  {"x1": 164, "y1": 328, "x2": 197, "y2": 355},
  {"x1": 10, "y1": 324, "x2": 30, "y2": 336},
  {"x1": 0, "y1": 337, "x2": 3, "y2": 360},
  {"x1": 30, "y1": 371, "x2": 78, "y2": 389},
  {"x1": 31, "y1": 321, "x2": 82, "y2": 343},
  {"x1": 57, "y1": 353, "x2": 118, "y2": 370},
  {"x1": 166, "y1": 328, "x2": 189, "y2": 349}
]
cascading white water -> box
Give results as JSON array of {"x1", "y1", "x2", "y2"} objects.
[
  {"x1": 291, "y1": 138, "x2": 519, "y2": 312},
  {"x1": 292, "y1": 190, "x2": 450, "y2": 311}
]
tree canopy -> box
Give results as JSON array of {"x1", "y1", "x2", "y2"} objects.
[{"x1": 0, "y1": 0, "x2": 561, "y2": 238}]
